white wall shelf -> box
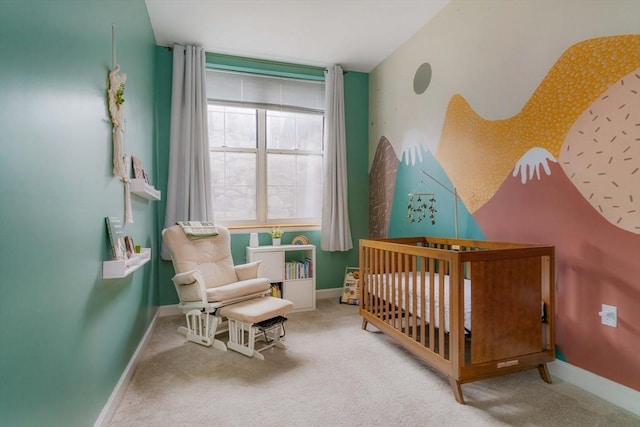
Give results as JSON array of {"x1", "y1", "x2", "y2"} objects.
[
  {"x1": 103, "y1": 248, "x2": 151, "y2": 279},
  {"x1": 130, "y1": 179, "x2": 161, "y2": 200},
  {"x1": 246, "y1": 244, "x2": 316, "y2": 312}
]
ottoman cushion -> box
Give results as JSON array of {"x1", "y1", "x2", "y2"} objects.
[{"x1": 220, "y1": 297, "x2": 293, "y2": 324}]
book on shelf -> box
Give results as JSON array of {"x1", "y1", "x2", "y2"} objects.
[
  {"x1": 284, "y1": 258, "x2": 314, "y2": 280},
  {"x1": 105, "y1": 217, "x2": 127, "y2": 261}
]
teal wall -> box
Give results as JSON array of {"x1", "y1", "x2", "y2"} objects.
[
  {"x1": 0, "y1": 1, "x2": 158, "y2": 426},
  {"x1": 156, "y1": 51, "x2": 369, "y2": 304}
]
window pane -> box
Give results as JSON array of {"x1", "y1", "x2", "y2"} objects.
[
  {"x1": 210, "y1": 151, "x2": 257, "y2": 220},
  {"x1": 267, "y1": 111, "x2": 323, "y2": 151},
  {"x1": 208, "y1": 105, "x2": 256, "y2": 148},
  {"x1": 296, "y1": 114, "x2": 323, "y2": 151},
  {"x1": 267, "y1": 153, "x2": 322, "y2": 219}
]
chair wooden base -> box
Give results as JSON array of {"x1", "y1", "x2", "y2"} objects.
[
  {"x1": 220, "y1": 297, "x2": 293, "y2": 359},
  {"x1": 226, "y1": 318, "x2": 287, "y2": 360}
]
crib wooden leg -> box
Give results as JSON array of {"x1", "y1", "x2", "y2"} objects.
[
  {"x1": 361, "y1": 318, "x2": 368, "y2": 330},
  {"x1": 449, "y1": 378, "x2": 465, "y2": 404},
  {"x1": 538, "y1": 363, "x2": 552, "y2": 383}
]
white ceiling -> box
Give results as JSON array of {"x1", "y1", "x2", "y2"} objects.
[{"x1": 144, "y1": 0, "x2": 449, "y2": 73}]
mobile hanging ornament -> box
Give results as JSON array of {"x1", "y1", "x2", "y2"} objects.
[
  {"x1": 107, "y1": 23, "x2": 132, "y2": 223},
  {"x1": 407, "y1": 178, "x2": 437, "y2": 225}
]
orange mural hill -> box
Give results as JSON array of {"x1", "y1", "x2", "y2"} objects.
[{"x1": 436, "y1": 35, "x2": 640, "y2": 214}]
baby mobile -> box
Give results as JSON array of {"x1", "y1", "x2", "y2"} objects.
[
  {"x1": 107, "y1": 23, "x2": 133, "y2": 223},
  {"x1": 411, "y1": 170, "x2": 462, "y2": 238},
  {"x1": 407, "y1": 179, "x2": 437, "y2": 225}
]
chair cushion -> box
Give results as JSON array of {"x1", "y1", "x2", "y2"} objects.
[
  {"x1": 220, "y1": 297, "x2": 294, "y2": 324},
  {"x1": 163, "y1": 225, "x2": 238, "y2": 288},
  {"x1": 207, "y1": 278, "x2": 271, "y2": 302}
]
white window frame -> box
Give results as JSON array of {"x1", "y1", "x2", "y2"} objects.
[{"x1": 209, "y1": 102, "x2": 324, "y2": 227}]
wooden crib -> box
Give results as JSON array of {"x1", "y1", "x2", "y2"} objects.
[{"x1": 359, "y1": 236, "x2": 555, "y2": 404}]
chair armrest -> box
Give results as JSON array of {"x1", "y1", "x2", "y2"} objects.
[
  {"x1": 172, "y1": 270, "x2": 207, "y2": 304},
  {"x1": 172, "y1": 270, "x2": 201, "y2": 285},
  {"x1": 235, "y1": 260, "x2": 263, "y2": 281}
]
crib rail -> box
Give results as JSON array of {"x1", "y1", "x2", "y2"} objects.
[{"x1": 359, "y1": 238, "x2": 463, "y2": 374}]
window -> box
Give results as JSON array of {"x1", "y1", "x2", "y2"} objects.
[{"x1": 206, "y1": 70, "x2": 325, "y2": 225}]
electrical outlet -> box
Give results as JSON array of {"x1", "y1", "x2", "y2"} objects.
[{"x1": 599, "y1": 304, "x2": 617, "y2": 327}]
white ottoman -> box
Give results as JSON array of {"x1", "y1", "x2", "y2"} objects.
[{"x1": 220, "y1": 297, "x2": 293, "y2": 359}]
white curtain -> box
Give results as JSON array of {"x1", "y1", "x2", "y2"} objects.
[
  {"x1": 321, "y1": 65, "x2": 353, "y2": 252},
  {"x1": 162, "y1": 45, "x2": 213, "y2": 260}
]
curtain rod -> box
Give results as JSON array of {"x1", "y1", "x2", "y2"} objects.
[{"x1": 165, "y1": 46, "x2": 347, "y2": 73}]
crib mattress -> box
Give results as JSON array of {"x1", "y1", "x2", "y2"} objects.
[{"x1": 367, "y1": 272, "x2": 471, "y2": 332}]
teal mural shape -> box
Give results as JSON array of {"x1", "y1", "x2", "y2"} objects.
[{"x1": 388, "y1": 146, "x2": 485, "y2": 240}]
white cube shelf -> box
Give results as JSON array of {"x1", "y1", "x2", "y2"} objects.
[{"x1": 246, "y1": 244, "x2": 316, "y2": 312}]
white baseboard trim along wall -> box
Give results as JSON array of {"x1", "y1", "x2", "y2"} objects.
[
  {"x1": 94, "y1": 310, "x2": 160, "y2": 427},
  {"x1": 548, "y1": 360, "x2": 639, "y2": 416},
  {"x1": 96, "y1": 290, "x2": 639, "y2": 425},
  {"x1": 315, "y1": 287, "x2": 342, "y2": 300}
]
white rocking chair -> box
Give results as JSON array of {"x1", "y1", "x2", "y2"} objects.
[{"x1": 162, "y1": 224, "x2": 293, "y2": 357}]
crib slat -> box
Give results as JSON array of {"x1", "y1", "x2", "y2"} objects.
[
  {"x1": 375, "y1": 249, "x2": 380, "y2": 318},
  {"x1": 420, "y1": 257, "x2": 426, "y2": 346},
  {"x1": 438, "y1": 262, "x2": 446, "y2": 359},
  {"x1": 411, "y1": 257, "x2": 418, "y2": 341},
  {"x1": 382, "y1": 250, "x2": 389, "y2": 324},
  {"x1": 429, "y1": 258, "x2": 435, "y2": 352}
]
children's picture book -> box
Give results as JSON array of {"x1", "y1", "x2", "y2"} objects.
[
  {"x1": 105, "y1": 217, "x2": 127, "y2": 260},
  {"x1": 340, "y1": 266, "x2": 360, "y2": 305}
]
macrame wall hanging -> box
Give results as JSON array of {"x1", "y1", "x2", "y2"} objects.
[{"x1": 107, "y1": 23, "x2": 132, "y2": 223}]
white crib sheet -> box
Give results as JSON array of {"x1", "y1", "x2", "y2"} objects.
[{"x1": 368, "y1": 272, "x2": 471, "y2": 333}]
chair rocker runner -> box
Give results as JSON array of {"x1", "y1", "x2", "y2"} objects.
[{"x1": 162, "y1": 223, "x2": 293, "y2": 358}]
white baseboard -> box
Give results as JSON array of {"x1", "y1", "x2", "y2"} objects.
[
  {"x1": 94, "y1": 310, "x2": 160, "y2": 427},
  {"x1": 548, "y1": 360, "x2": 640, "y2": 416},
  {"x1": 158, "y1": 304, "x2": 182, "y2": 317},
  {"x1": 316, "y1": 287, "x2": 342, "y2": 300}
]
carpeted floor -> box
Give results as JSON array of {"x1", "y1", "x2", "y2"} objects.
[{"x1": 109, "y1": 298, "x2": 639, "y2": 426}]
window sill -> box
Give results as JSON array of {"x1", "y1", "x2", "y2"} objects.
[{"x1": 227, "y1": 223, "x2": 320, "y2": 234}]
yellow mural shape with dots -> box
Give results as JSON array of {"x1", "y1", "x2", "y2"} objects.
[{"x1": 436, "y1": 35, "x2": 640, "y2": 214}]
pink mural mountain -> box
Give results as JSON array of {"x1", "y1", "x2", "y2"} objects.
[{"x1": 475, "y1": 161, "x2": 640, "y2": 391}]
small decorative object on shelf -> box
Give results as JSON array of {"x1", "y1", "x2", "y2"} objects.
[
  {"x1": 271, "y1": 226, "x2": 283, "y2": 246},
  {"x1": 291, "y1": 235, "x2": 309, "y2": 245}
]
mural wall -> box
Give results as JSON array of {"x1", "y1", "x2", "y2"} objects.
[{"x1": 369, "y1": 0, "x2": 640, "y2": 391}]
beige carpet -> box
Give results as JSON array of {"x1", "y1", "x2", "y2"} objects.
[{"x1": 110, "y1": 298, "x2": 639, "y2": 426}]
